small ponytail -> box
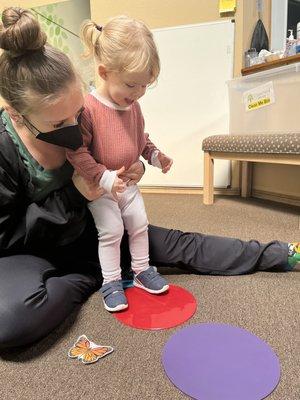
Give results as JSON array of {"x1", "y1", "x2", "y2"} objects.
[{"x1": 80, "y1": 19, "x2": 102, "y2": 59}]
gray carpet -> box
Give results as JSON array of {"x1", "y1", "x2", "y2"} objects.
[{"x1": 0, "y1": 195, "x2": 299, "y2": 400}]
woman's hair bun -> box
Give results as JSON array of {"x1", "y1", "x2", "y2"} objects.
[{"x1": 0, "y1": 7, "x2": 47, "y2": 57}]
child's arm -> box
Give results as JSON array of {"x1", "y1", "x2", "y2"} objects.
[
  {"x1": 66, "y1": 108, "x2": 106, "y2": 185},
  {"x1": 141, "y1": 132, "x2": 159, "y2": 164},
  {"x1": 142, "y1": 135, "x2": 173, "y2": 172}
]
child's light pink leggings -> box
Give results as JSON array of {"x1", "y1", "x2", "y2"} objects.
[{"x1": 88, "y1": 184, "x2": 149, "y2": 283}]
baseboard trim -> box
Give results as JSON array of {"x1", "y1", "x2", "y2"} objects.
[
  {"x1": 139, "y1": 186, "x2": 240, "y2": 195},
  {"x1": 251, "y1": 189, "x2": 300, "y2": 207},
  {"x1": 139, "y1": 186, "x2": 300, "y2": 207}
]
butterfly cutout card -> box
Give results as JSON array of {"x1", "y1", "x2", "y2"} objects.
[{"x1": 68, "y1": 335, "x2": 114, "y2": 364}]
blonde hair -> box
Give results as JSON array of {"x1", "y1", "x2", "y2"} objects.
[
  {"x1": 81, "y1": 15, "x2": 160, "y2": 83},
  {"x1": 0, "y1": 7, "x2": 78, "y2": 114}
]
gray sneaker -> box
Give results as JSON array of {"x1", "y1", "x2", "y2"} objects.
[
  {"x1": 134, "y1": 266, "x2": 169, "y2": 294},
  {"x1": 100, "y1": 280, "x2": 128, "y2": 312}
]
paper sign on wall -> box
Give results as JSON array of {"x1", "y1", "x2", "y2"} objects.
[
  {"x1": 243, "y1": 81, "x2": 275, "y2": 112},
  {"x1": 219, "y1": 0, "x2": 236, "y2": 13}
]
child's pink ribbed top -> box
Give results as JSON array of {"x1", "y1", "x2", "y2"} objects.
[{"x1": 66, "y1": 93, "x2": 158, "y2": 185}]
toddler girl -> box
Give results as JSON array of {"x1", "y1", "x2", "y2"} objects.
[{"x1": 67, "y1": 15, "x2": 173, "y2": 312}]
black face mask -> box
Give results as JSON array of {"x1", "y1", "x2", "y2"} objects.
[{"x1": 23, "y1": 115, "x2": 83, "y2": 151}]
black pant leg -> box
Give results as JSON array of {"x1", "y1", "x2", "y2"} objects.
[
  {"x1": 148, "y1": 225, "x2": 288, "y2": 275},
  {"x1": 0, "y1": 254, "x2": 99, "y2": 349},
  {"x1": 48, "y1": 215, "x2": 133, "y2": 281}
]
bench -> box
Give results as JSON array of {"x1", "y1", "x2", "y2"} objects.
[{"x1": 202, "y1": 133, "x2": 300, "y2": 205}]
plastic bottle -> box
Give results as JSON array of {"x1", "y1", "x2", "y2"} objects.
[
  {"x1": 296, "y1": 22, "x2": 300, "y2": 54},
  {"x1": 285, "y1": 29, "x2": 296, "y2": 57}
]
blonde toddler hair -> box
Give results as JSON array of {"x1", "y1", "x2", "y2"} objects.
[{"x1": 81, "y1": 15, "x2": 160, "y2": 83}]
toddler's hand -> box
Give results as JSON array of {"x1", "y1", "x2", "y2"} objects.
[
  {"x1": 111, "y1": 167, "x2": 126, "y2": 199},
  {"x1": 158, "y1": 152, "x2": 173, "y2": 173},
  {"x1": 119, "y1": 161, "x2": 145, "y2": 186}
]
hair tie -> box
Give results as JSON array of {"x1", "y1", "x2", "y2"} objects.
[{"x1": 95, "y1": 24, "x2": 102, "y2": 32}]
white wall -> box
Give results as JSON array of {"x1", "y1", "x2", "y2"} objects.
[
  {"x1": 140, "y1": 21, "x2": 234, "y2": 187},
  {"x1": 271, "y1": 0, "x2": 288, "y2": 51}
]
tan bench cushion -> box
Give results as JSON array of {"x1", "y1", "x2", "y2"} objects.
[{"x1": 202, "y1": 133, "x2": 300, "y2": 154}]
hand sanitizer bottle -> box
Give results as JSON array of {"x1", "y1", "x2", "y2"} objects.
[
  {"x1": 296, "y1": 22, "x2": 300, "y2": 54},
  {"x1": 285, "y1": 29, "x2": 296, "y2": 57}
]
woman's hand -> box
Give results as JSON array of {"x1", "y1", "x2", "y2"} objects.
[
  {"x1": 119, "y1": 160, "x2": 145, "y2": 186},
  {"x1": 72, "y1": 171, "x2": 104, "y2": 201}
]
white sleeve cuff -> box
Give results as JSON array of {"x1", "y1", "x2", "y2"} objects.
[
  {"x1": 151, "y1": 150, "x2": 162, "y2": 169},
  {"x1": 99, "y1": 170, "x2": 117, "y2": 193}
]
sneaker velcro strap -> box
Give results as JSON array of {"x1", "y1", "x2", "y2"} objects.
[
  {"x1": 100, "y1": 281, "x2": 123, "y2": 298},
  {"x1": 136, "y1": 266, "x2": 165, "y2": 285},
  {"x1": 146, "y1": 268, "x2": 160, "y2": 280}
]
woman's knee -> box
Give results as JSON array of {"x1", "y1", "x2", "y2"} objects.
[
  {"x1": 0, "y1": 256, "x2": 89, "y2": 349},
  {"x1": 0, "y1": 303, "x2": 37, "y2": 349},
  {"x1": 0, "y1": 255, "x2": 50, "y2": 348}
]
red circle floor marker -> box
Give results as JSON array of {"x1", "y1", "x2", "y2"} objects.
[{"x1": 113, "y1": 284, "x2": 197, "y2": 330}]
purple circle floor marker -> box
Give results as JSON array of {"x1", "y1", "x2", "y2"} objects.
[{"x1": 162, "y1": 323, "x2": 280, "y2": 400}]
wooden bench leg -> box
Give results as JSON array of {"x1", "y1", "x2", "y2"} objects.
[
  {"x1": 241, "y1": 161, "x2": 253, "y2": 198},
  {"x1": 203, "y1": 152, "x2": 214, "y2": 205}
]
